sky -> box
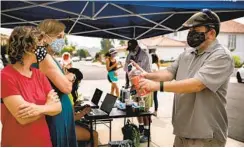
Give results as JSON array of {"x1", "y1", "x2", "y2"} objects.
[{"x1": 1, "y1": 17, "x2": 244, "y2": 49}]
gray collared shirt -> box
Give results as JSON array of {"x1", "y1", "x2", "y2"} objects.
[
  {"x1": 124, "y1": 48, "x2": 152, "y2": 73},
  {"x1": 167, "y1": 40, "x2": 234, "y2": 142}
]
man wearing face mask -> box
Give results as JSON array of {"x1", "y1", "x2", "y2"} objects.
[
  {"x1": 124, "y1": 39, "x2": 153, "y2": 143},
  {"x1": 132, "y1": 9, "x2": 234, "y2": 146}
]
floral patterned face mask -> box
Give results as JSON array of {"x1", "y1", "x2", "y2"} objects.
[{"x1": 49, "y1": 38, "x2": 65, "y2": 54}]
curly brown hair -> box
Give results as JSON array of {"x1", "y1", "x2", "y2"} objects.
[{"x1": 7, "y1": 26, "x2": 44, "y2": 64}]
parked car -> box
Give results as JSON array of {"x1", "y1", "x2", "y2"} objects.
[
  {"x1": 85, "y1": 56, "x2": 93, "y2": 61},
  {"x1": 72, "y1": 56, "x2": 80, "y2": 62},
  {"x1": 236, "y1": 65, "x2": 244, "y2": 83}
]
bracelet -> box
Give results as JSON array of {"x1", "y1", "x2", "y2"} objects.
[{"x1": 160, "y1": 81, "x2": 164, "y2": 92}]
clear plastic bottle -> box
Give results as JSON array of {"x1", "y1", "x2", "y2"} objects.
[
  {"x1": 130, "y1": 70, "x2": 150, "y2": 97},
  {"x1": 120, "y1": 86, "x2": 124, "y2": 102}
]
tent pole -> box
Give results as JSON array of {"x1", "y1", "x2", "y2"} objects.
[
  {"x1": 72, "y1": 26, "x2": 135, "y2": 35},
  {"x1": 68, "y1": 1, "x2": 89, "y2": 34},
  {"x1": 1, "y1": 13, "x2": 38, "y2": 25},
  {"x1": 93, "y1": 3, "x2": 109, "y2": 19},
  {"x1": 136, "y1": 13, "x2": 175, "y2": 39},
  {"x1": 22, "y1": 1, "x2": 91, "y2": 20},
  {"x1": 110, "y1": 3, "x2": 174, "y2": 31},
  {"x1": 94, "y1": 10, "x2": 244, "y2": 20},
  {"x1": 2, "y1": 1, "x2": 63, "y2": 13},
  {"x1": 73, "y1": 20, "x2": 132, "y2": 40}
]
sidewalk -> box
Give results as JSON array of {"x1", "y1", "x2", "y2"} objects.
[{"x1": 79, "y1": 79, "x2": 244, "y2": 147}]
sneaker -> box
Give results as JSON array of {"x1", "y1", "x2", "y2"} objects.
[{"x1": 140, "y1": 135, "x2": 149, "y2": 143}]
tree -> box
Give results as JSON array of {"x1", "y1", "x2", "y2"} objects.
[
  {"x1": 119, "y1": 40, "x2": 126, "y2": 46},
  {"x1": 77, "y1": 49, "x2": 91, "y2": 60},
  {"x1": 61, "y1": 45, "x2": 76, "y2": 55},
  {"x1": 100, "y1": 38, "x2": 114, "y2": 54},
  {"x1": 233, "y1": 55, "x2": 242, "y2": 68}
]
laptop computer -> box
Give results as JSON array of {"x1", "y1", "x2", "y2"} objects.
[
  {"x1": 91, "y1": 88, "x2": 103, "y2": 106},
  {"x1": 75, "y1": 88, "x2": 103, "y2": 112},
  {"x1": 80, "y1": 88, "x2": 103, "y2": 105},
  {"x1": 88, "y1": 93, "x2": 117, "y2": 117}
]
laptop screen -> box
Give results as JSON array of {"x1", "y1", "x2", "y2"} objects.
[
  {"x1": 100, "y1": 93, "x2": 117, "y2": 114},
  {"x1": 91, "y1": 88, "x2": 103, "y2": 105}
]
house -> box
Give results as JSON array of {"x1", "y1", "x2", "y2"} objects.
[
  {"x1": 165, "y1": 20, "x2": 244, "y2": 62},
  {"x1": 139, "y1": 36, "x2": 187, "y2": 61}
]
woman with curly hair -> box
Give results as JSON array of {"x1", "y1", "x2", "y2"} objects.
[
  {"x1": 1, "y1": 26, "x2": 62, "y2": 146},
  {"x1": 35, "y1": 19, "x2": 77, "y2": 147}
]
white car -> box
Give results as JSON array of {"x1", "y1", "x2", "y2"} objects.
[
  {"x1": 85, "y1": 56, "x2": 93, "y2": 61},
  {"x1": 236, "y1": 65, "x2": 244, "y2": 83},
  {"x1": 72, "y1": 57, "x2": 80, "y2": 62}
]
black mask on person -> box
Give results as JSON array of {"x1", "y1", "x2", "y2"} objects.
[
  {"x1": 35, "y1": 46, "x2": 47, "y2": 63},
  {"x1": 187, "y1": 30, "x2": 207, "y2": 48},
  {"x1": 127, "y1": 42, "x2": 137, "y2": 52}
]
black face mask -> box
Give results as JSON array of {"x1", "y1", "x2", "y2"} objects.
[
  {"x1": 35, "y1": 46, "x2": 47, "y2": 63},
  {"x1": 187, "y1": 30, "x2": 207, "y2": 48},
  {"x1": 127, "y1": 43, "x2": 137, "y2": 52}
]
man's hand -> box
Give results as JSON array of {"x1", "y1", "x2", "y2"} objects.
[
  {"x1": 138, "y1": 78, "x2": 160, "y2": 92},
  {"x1": 16, "y1": 103, "x2": 44, "y2": 119},
  {"x1": 129, "y1": 60, "x2": 149, "y2": 78}
]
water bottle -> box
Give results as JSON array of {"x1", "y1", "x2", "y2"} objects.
[
  {"x1": 130, "y1": 70, "x2": 150, "y2": 97},
  {"x1": 120, "y1": 86, "x2": 124, "y2": 102}
]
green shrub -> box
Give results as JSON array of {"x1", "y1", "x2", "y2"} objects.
[{"x1": 232, "y1": 55, "x2": 242, "y2": 68}]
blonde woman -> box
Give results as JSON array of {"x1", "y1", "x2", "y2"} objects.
[
  {"x1": 1, "y1": 26, "x2": 61, "y2": 146},
  {"x1": 34, "y1": 19, "x2": 77, "y2": 146}
]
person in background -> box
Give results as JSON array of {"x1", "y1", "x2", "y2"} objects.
[
  {"x1": 151, "y1": 54, "x2": 160, "y2": 116},
  {"x1": 1, "y1": 26, "x2": 62, "y2": 146},
  {"x1": 95, "y1": 52, "x2": 105, "y2": 64},
  {"x1": 135, "y1": 9, "x2": 234, "y2": 147},
  {"x1": 67, "y1": 67, "x2": 83, "y2": 103},
  {"x1": 61, "y1": 52, "x2": 72, "y2": 73},
  {"x1": 124, "y1": 39, "x2": 152, "y2": 143},
  {"x1": 37, "y1": 19, "x2": 77, "y2": 147},
  {"x1": 105, "y1": 48, "x2": 123, "y2": 97}
]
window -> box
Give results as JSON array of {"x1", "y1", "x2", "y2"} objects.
[{"x1": 228, "y1": 34, "x2": 236, "y2": 51}]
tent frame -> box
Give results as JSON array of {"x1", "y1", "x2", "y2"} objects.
[{"x1": 1, "y1": 1, "x2": 244, "y2": 39}]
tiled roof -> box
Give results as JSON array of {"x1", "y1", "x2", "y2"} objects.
[{"x1": 220, "y1": 20, "x2": 244, "y2": 33}]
